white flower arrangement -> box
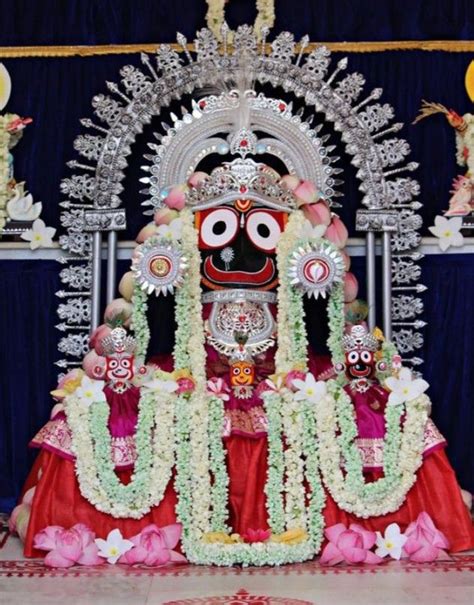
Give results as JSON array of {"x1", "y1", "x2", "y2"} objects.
[
  {"x1": 313, "y1": 380, "x2": 429, "y2": 518},
  {"x1": 65, "y1": 385, "x2": 176, "y2": 519},
  {"x1": 205, "y1": 0, "x2": 275, "y2": 42}
]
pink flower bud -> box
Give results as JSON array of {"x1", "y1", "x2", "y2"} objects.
[
  {"x1": 153, "y1": 207, "x2": 179, "y2": 226},
  {"x1": 302, "y1": 200, "x2": 331, "y2": 226},
  {"x1": 136, "y1": 222, "x2": 157, "y2": 243},
  {"x1": 164, "y1": 185, "x2": 187, "y2": 210},
  {"x1": 104, "y1": 298, "x2": 133, "y2": 326},
  {"x1": 325, "y1": 215, "x2": 348, "y2": 249},
  {"x1": 340, "y1": 250, "x2": 351, "y2": 271},
  {"x1": 279, "y1": 175, "x2": 301, "y2": 191},
  {"x1": 187, "y1": 171, "x2": 208, "y2": 188},
  {"x1": 343, "y1": 272, "x2": 359, "y2": 303},
  {"x1": 118, "y1": 271, "x2": 135, "y2": 301},
  {"x1": 294, "y1": 180, "x2": 319, "y2": 206},
  {"x1": 82, "y1": 350, "x2": 106, "y2": 379},
  {"x1": 89, "y1": 324, "x2": 112, "y2": 355}
]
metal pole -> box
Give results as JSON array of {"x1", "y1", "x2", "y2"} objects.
[
  {"x1": 91, "y1": 231, "x2": 102, "y2": 332},
  {"x1": 106, "y1": 230, "x2": 118, "y2": 304},
  {"x1": 366, "y1": 231, "x2": 376, "y2": 330},
  {"x1": 382, "y1": 231, "x2": 392, "y2": 340}
]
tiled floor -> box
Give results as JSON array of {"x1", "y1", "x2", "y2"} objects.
[{"x1": 1, "y1": 536, "x2": 473, "y2": 605}]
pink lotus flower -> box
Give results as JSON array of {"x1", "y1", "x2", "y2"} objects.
[
  {"x1": 119, "y1": 524, "x2": 187, "y2": 567},
  {"x1": 154, "y1": 207, "x2": 179, "y2": 226},
  {"x1": 207, "y1": 377, "x2": 230, "y2": 401},
  {"x1": 9, "y1": 486, "x2": 36, "y2": 542},
  {"x1": 325, "y1": 215, "x2": 349, "y2": 249},
  {"x1": 164, "y1": 185, "x2": 187, "y2": 210},
  {"x1": 343, "y1": 272, "x2": 359, "y2": 303},
  {"x1": 34, "y1": 524, "x2": 103, "y2": 568},
  {"x1": 320, "y1": 523, "x2": 383, "y2": 566},
  {"x1": 285, "y1": 370, "x2": 307, "y2": 390},
  {"x1": 294, "y1": 180, "x2": 319, "y2": 206},
  {"x1": 402, "y1": 512, "x2": 450, "y2": 562},
  {"x1": 242, "y1": 528, "x2": 271, "y2": 543},
  {"x1": 279, "y1": 175, "x2": 301, "y2": 191},
  {"x1": 89, "y1": 324, "x2": 112, "y2": 355},
  {"x1": 188, "y1": 171, "x2": 208, "y2": 188},
  {"x1": 82, "y1": 350, "x2": 106, "y2": 379},
  {"x1": 176, "y1": 377, "x2": 195, "y2": 394},
  {"x1": 303, "y1": 200, "x2": 331, "y2": 226},
  {"x1": 136, "y1": 222, "x2": 157, "y2": 243},
  {"x1": 104, "y1": 298, "x2": 133, "y2": 326}
]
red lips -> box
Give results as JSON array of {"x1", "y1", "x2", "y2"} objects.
[{"x1": 203, "y1": 256, "x2": 276, "y2": 285}]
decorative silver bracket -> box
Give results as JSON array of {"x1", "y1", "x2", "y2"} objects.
[
  {"x1": 356, "y1": 209, "x2": 399, "y2": 339},
  {"x1": 83, "y1": 208, "x2": 127, "y2": 330}
]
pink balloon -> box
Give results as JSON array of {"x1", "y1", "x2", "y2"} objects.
[
  {"x1": 325, "y1": 215, "x2": 349, "y2": 249},
  {"x1": 303, "y1": 200, "x2": 331, "y2": 226},
  {"x1": 344, "y1": 272, "x2": 359, "y2": 303}
]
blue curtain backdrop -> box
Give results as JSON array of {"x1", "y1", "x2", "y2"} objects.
[{"x1": 0, "y1": 0, "x2": 473, "y2": 511}]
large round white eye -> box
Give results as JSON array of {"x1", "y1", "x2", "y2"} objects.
[
  {"x1": 108, "y1": 359, "x2": 118, "y2": 369},
  {"x1": 360, "y1": 350, "x2": 372, "y2": 364},
  {"x1": 246, "y1": 210, "x2": 282, "y2": 252},
  {"x1": 200, "y1": 208, "x2": 238, "y2": 249},
  {"x1": 121, "y1": 358, "x2": 131, "y2": 368},
  {"x1": 347, "y1": 351, "x2": 359, "y2": 364}
]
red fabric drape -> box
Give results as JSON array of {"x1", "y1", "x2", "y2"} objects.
[{"x1": 23, "y1": 436, "x2": 473, "y2": 558}]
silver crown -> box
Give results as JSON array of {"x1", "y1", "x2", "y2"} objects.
[
  {"x1": 186, "y1": 159, "x2": 296, "y2": 211},
  {"x1": 101, "y1": 326, "x2": 136, "y2": 356},
  {"x1": 342, "y1": 325, "x2": 379, "y2": 352}
]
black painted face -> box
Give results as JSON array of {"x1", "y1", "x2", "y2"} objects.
[
  {"x1": 345, "y1": 349, "x2": 375, "y2": 379},
  {"x1": 196, "y1": 203, "x2": 286, "y2": 290}
]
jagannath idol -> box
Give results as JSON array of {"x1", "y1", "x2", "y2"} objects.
[{"x1": 10, "y1": 26, "x2": 473, "y2": 567}]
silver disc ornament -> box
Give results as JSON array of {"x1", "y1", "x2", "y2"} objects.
[
  {"x1": 288, "y1": 242, "x2": 345, "y2": 299},
  {"x1": 132, "y1": 237, "x2": 188, "y2": 296}
]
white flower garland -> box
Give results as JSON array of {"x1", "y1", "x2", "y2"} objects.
[
  {"x1": 205, "y1": 0, "x2": 275, "y2": 41},
  {"x1": 65, "y1": 388, "x2": 176, "y2": 519},
  {"x1": 455, "y1": 113, "x2": 474, "y2": 175},
  {"x1": 313, "y1": 380, "x2": 429, "y2": 518}
]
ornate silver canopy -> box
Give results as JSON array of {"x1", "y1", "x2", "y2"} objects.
[{"x1": 56, "y1": 25, "x2": 425, "y2": 371}]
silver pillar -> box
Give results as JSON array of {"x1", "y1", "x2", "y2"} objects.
[
  {"x1": 382, "y1": 231, "x2": 392, "y2": 340},
  {"x1": 366, "y1": 232, "x2": 376, "y2": 330},
  {"x1": 91, "y1": 231, "x2": 102, "y2": 332},
  {"x1": 106, "y1": 231, "x2": 118, "y2": 304}
]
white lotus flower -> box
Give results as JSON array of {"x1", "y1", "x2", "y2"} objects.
[
  {"x1": 428, "y1": 216, "x2": 464, "y2": 252},
  {"x1": 95, "y1": 529, "x2": 134, "y2": 564},
  {"x1": 75, "y1": 375, "x2": 106, "y2": 407},
  {"x1": 385, "y1": 367, "x2": 429, "y2": 406},
  {"x1": 264, "y1": 374, "x2": 286, "y2": 392},
  {"x1": 301, "y1": 219, "x2": 327, "y2": 240},
  {"x1": 292, "y1": 373, "x2": 327, "y2": 404},
  {"x1": 156, "y1": 217, "x2": 183, "y2": 241},
  {"x1": 375, "y1": 523, "x2": 407, "y2": 560},
  {"x1": 142, "y1": 378, "x2": 178, "y2": 393},
  {"x1": 20, "y1": 218, "x2": 56, "y2": 250}
]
